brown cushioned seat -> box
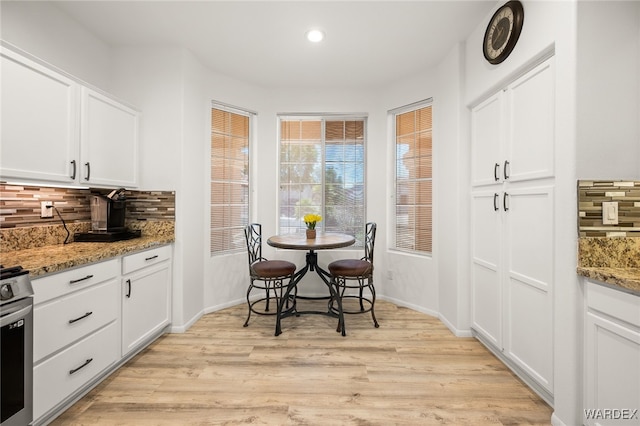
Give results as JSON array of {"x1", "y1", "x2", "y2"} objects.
[
  {"x1": 328, "y1": 259, "x2": 372, "y2": 277},
  {"x1": 252, "y1": 260, "x2": 296, "y2": 278}
]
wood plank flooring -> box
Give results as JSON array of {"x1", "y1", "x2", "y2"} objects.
[{"x1": 52, "y1": 300, "x2": 552, "y2": 425}]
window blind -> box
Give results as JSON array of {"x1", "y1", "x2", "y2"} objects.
[
  {"x1": 210, "y1": 106, "x2": 250, "y2": 255},
  {"x1": 395, "y1": 104, "x2": 432, "y2": 254},
  {"x1": 279, "y1": 116, "x2": 366, "y2": 245}
]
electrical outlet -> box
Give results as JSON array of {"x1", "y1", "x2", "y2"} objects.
[{"x1": 41, "y1": 201, "x2": 53, "y2": 218}]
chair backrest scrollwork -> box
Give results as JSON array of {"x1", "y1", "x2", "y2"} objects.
[
  {"x1": 363, "y1": 222, "x2": 377, "y2": 264},
  {"x1": 244, "y1": 223, "x2": 264, "y2": 268}
]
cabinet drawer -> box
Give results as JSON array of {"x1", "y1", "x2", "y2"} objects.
[
  {"x1": 122, "y1": 245, "x2": 171, "y2": 275},
  {"x1": 587, "y1": 280, "x2": 640, "y2": 328},
  {"x1": 33, "y1": 321, "x2": 119, "y2": 421},
  {"x1": 32, "y1": 258, "x2": 119, "y2": 304},
  {"x1": 34, "y1": 279, "x2": 119, "y2": 363}
]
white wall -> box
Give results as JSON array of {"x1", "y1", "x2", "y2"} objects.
[
  {"x1": 576, "y1": 1, "x2": 640, "y2": 180},
  {"x1": 464, "y1": 2, "x2": 579, "y2": 425},
  {"x1": 0, "y1": 1, "x2": 112, "y2": 90}
]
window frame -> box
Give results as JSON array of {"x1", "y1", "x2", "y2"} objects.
[
  {"x1": 390, "y1": 99, "x2": 433, "y2": 256},
  {"x1": 210, "y1": 101, "x2": 255, "y2": 256},
  {"x1": 277, "y1": 113, "x2": 368, "y2": 247}
]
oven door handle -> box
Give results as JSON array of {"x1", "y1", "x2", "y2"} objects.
[{"x1": 0, "y1": 303, "x2": 32, "y2": 327}]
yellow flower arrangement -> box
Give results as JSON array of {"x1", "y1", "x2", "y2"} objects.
[{"x1": 303, "y1": 214, "x2": 322, "y2": 230}]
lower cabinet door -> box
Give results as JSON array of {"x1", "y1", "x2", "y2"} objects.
[
  {"x1": 33, "y1": 321, "x2": 119, "y2": 421},
  {"x1": 585, "y1": 312, "x2": 640, "y2": 426},
  {"x1": 122, "y1": 263, "x2": 170, "y2": 356}
]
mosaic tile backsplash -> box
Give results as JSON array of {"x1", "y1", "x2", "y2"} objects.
[
  {"x1": 0, "y1": 184, "x2": 175, "y2": 228},
  {"x1": 578, "y1": 180, "x2": 640, "y2": 237}
]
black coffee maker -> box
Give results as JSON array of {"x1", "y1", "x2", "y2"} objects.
[
  {"x1": 75, "y1": 188, "x2": 141, "y2": 242},
  {"x1": 91, "y1": 188, "x2": 126, "y2": 232}
]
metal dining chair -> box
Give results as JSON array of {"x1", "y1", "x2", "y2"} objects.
[
  {"x1": 243, "y1": 223, "x2": 296, "y2": 332},
  {"x1": 328, "y1": 222, "x2": 378, "y2": 336}
]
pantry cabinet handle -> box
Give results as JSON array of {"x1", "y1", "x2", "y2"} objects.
[
  {"x1": 503, "y1": 160, "x2": 510, "y2": 180},
  {"x1": 84, "y1": 162, "x2": 91, "y2": 181},
  {"x1": 126, "y1": 279, "x2": 132, "y2": 298},
  {"x1": 145, "y1": 255, "x2": 159, "y2": 261},
  {"x1": 68, "y1": 311, "x2": 93, "y2": 324},
  {"x1": 69, "y1": 358, "x2": 93, "y2": 375},
  {"x1": 70, "y1": 160, "x2": 77, "y2": 180},
  {"x1": 493, "y1": 193, "x2": 499, "y2": 211},
  {"x1": 494, "y1": 163, "x2": 500, "y2": 181},
  {"x1": 503, "y1": 192, "x2": 510, "y2": 211},
  {"x1": 69, "y1": 274, "x2": 94, "y2": 284}
]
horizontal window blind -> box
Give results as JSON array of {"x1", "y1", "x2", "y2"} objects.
[
  {"x1": 279, "y1": 116, "x2": 366, "y2": 245},
  {"x1": 211, "y1": 106, "x2": 250, "y2": 255},
  {"x1": 395, "y1": 104, "x2": 432, "y2": 254}
]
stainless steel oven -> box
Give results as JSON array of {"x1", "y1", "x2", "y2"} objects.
[{"x1": 1, "y1": 266, "x2": 33, "y2": 426}]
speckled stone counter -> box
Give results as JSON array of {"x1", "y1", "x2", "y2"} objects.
[
  {"x1": 1, "y1": 220, "x2": 174, "y2": 278},
  {"x1": 577, "y1": 237, "x2": 640, "y2": 295},
  {"x1": 1, "y1": 235, "x2": 174, "y2": 278}
]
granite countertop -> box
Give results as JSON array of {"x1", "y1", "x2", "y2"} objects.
[
  {"x1": 1, "y1": 235, "x2": 174, "y2": 278},
  {"x1": 577, "y1": 237, "x2": 640, "y2": 295},
  {"x1": 577, "y1": 266, "x2": 640, "y2": 294}
]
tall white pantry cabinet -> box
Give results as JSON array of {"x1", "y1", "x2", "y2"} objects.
[{"x1": 470, "y1": 57, "x2": 555, "y2": 400}]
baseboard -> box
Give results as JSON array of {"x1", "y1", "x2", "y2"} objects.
[
  {"x1": 551, "y1": 413, "x2": 568, "y2": 426},
  {"x1": 170, "y1": 309, "x2": 204, "y2": 333}
]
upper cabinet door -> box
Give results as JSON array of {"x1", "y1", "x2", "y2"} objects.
[
  {"x1": 505, "y1": 59, "x2": 555, "y2": 183},
  {"x1": 471, "y1": 92, "x2": 504, "y2": 187},
  {"x1": 471, "y1": 57, "x2": 555, "y2": 187},
  {"x1": 80, "y1": 88, "x2": 139, "y2": 188},
  {"x1": 1, "y1": 49, "x2": 79, "y2": 183}
]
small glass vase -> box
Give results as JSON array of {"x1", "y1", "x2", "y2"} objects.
[{"x1": 306, "y1": 229, "x2": 316, "y2": 239}]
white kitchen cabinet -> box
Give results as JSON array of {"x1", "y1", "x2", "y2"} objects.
[
  {"x1": 121, "y1": 245, "x2": 172, "y2": 357},
  {"x1": 31, "y1": 260, "x2": 120, "y2": 422},
  {"x1": 0, "y1": 48, "x2": 79, "y2": 183},
  {"x1": 0, "y1": 47, "x2": 139, "y2": 188},
  {"x1": 80, "y1": 88, "x2": 139, "y2": 187},
  {"x1": 470, "y1": 56, "x2": 556, "y2": 400},
  {"x1": 471, "y1": 58, "x2": 555, "y2": 187},
  {"x1": 584, "y1": 281, "x2": 640, "y2": 426}
]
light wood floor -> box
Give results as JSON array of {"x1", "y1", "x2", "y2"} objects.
[{"x1": 53, "y1": 300, "x2": 552, "y2": 425}]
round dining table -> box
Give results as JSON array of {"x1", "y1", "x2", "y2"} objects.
[{"x1": 267, "y1": 232, "x2": 355, "y2": 335}]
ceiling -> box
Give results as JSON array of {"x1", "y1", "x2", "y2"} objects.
[{"x1": 53, "y1": 1, "x2": 495, "y2": 90}]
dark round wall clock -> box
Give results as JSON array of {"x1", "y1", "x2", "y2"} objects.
[{"x1": 483, "y1": 0, "x2": 525, "y2": 65}]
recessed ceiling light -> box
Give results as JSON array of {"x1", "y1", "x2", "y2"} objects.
[{"x1": 306, "y1": 29, "x2": 325, "y2": 43}]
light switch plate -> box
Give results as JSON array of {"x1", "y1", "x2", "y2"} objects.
[{"x1": 602, "y1": 201, "x2": 618, "y2": 225}]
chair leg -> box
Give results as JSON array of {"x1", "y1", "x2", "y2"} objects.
[
  {"x1": 243, "y1": 281, "x2": 254, "y2": 327},
  {"x1": 369, "y1": 278, "x2": 379, "y2": 328},
  {"x1": 332, "y1": 277, "x2": 346, "y2": 336},
  {"x1": 359, "y1": 282, "x2": 365, "y2": 311},
  {"x1": 265, "y1": 286, "x2": 271, "y2": 312},
  {"x1": 275, "y1": 275, "x2": 296, "y2": 336}
]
